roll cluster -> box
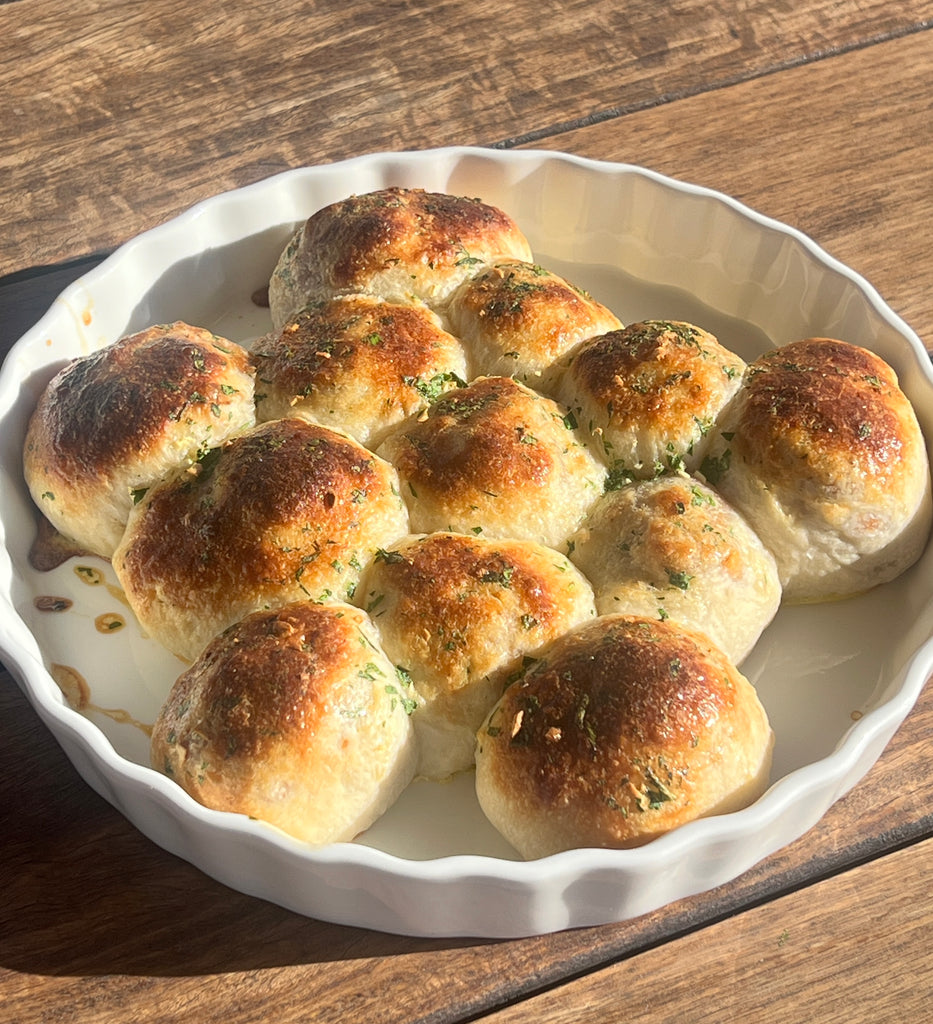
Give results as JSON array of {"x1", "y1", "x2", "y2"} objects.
[{"x1": 24, "y1": 187, "x2": 932, "y2": 857}]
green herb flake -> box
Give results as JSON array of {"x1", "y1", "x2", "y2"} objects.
[
  {"x1": 404, "y1": 370, "x2": 467, "y2": 403},
  {"x1": 604, "y1": 463, "x2": 633, "y2": 492},
  {"x1": 666, "y1": 568, "x2": 694, "y2": 591},
  {"x1": 638, "y1": 766, "x2": 676, "y2": 811},
  {"x1": 480, "y1": 564, "x2": 514, "y2": 587},
  {"x1": 385, "y1": 683, "x2": 418, "y2": 715},
  {"x1": 605, "y1": 794, "x2": 629, "y2": 817},
  {"x1": 699, "y1": 449, "x2": 731, "y2": 485},
  {"x1": 690, "y1": 485, "x2": 715, "y2": 507},
  {"x1": 574, "y1": 693, "x2": 597, "y2": 749},
  {"x1": 454, "y1": 246, "x2": 484, "y2": 268},
  {"x1": 374, "y1": 547, "x2": 406, "y2": 565}
]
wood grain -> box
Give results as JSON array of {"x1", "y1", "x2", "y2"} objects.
[
  {"x1": 478, "y1": 837, "x2": 933, "y2": 1024},
  {"x1": 2, "y1": 653, "x2": 931, "y2": 1022},
  {"x1": 3, "y1": 3, "x2": 933, "y2": 1022},
  {"x1": 537, "y1": 29, "x2": 933, "y2": 347},
  {"x1": 2, "y1": 0, "x2": 929, "y2": 276}
]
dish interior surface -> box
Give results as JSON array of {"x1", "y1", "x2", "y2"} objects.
[{"x1": 2, "y1": 148, "x2": 932, "y2": 934}]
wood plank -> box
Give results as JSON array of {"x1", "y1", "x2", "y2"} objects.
[
  {"x1": 475, "y1": 837, "x2": 933, "y2": 1024},
  {"x1": 2, "y1": 0, "x2": 929, "y2": 275},
  {"x1": 2, "y1": 646, "x2": 931, "y2": 1022},
  {"x1": 0, "y1": 257, "x2": 104, "y2": 352},
  {"x1": 4, "y1": 32, "x2": 932, "y2": 352},
  {"x1": 4, "y1": 19, "x2": 933, "y2": 1024},
  {"x1": 535, "y1": 28, "x2": 933, "y2": 345}
]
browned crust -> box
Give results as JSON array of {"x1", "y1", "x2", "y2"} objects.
[
  {"x1": 118, "y1": 418, "x2": 400, "y2": 607},
  {"x1": 298, "y1": 188, "x2": 528, "y2": 293},
  {"x1": 478, "y1": 615, "x2": 753, "y2": 839},
  {"x1": 154, "y1": 601, "x2": 362, "y2": 772},
  {"x1": 734, "y1": 338, "x2": 914, "y2": 493},
  {"x1": 570, "y1": 320, "x2": 743, "y2": 432},
  {"x1": 612, "y1": 478, "x2": 747, "y2": 583},
  {"x1": 388, "y1": 376, "x2": 558, "y2": 497},
  {"x1": 24, "y1": 322, "x2": 252, "y2": 482},
  {"x1": 365, "y1": 533, "x2": 566, "y2": 692},
  {"x1": 452, "y1": 260, "x2": 620, "y2": 360},
  {"x1": 253, "y1": 295, "x2": 464, "y2": 409}
]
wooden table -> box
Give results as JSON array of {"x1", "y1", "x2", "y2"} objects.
[{"x1": 3, "y1": 2, "x2": 933, "y2": 1020}]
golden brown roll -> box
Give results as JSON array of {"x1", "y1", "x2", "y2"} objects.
[
  {"x1": 113, "y1": 418, "x2": 410, "y2": 660},
  {"x1": 556, "y1": 320, "x2": 746, "y2": 483},
  {"x1": 376, "y1": 375, "x2": 607, "y2": 549},
  {"x1": 268, "y1": 187, "x2": 533, "y2": 327},
  {"x1": 699, "y1": 338, "x2": 932, "y2": 601},
  {"x1": 252, "y1": 294, "x2": 469, "y2": 446},
  {"x1": 359, "y1": 532, "x2": 597, "y2": 780},
  {"x1": 23, "y1": 322, "x2": 255, "y2": 559},
  {"x1": 445, "y1": 259, "x2": 622, "y2": 394},
  {"x1": 474, "y1": 614, "x2": 773, "y2": 859},
  {"x1": 150, "y1": 601, "x2": 418, "y2": 845},
  {"x1": 568, "y1": 476, "x2": 781, "y2": 664}
]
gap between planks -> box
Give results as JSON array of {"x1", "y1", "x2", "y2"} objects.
[{"x1": 471, "y1": 834, "x2": 933, "y2": 1024}]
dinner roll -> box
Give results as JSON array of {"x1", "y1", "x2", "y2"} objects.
[
  {"x1": 252, "y1": 293, "x2": 469, "y2": 446},
  {"x1": 557, "y1": 320, "x2": 745, "y2": 482},
  {"x1": 376, "y1": 375, "x2": 607, "y2": 549},
  {"x1": 474, "y1": 614, "x2": 773, "y2": 859},
  {"x1": 445, "y1": 260, "x2": 622, "y2": 394},
  {"x1": 114, "y1": 418, "x2": 410, "y2": 660},
  {"x1": 268, "y1": 187, "x2": 533, "y2": 327},
  {"x1": 700, "y1": 338, "x2": 932, "y2": 601},
  {"x1": 568, "y1": 476, "x2": 781, "y2": 664},
  {"x1": 23, "y1": 322, "x2": 255, "y2": 559},
  {"x1": 360, "y1": 532, "x2": 597, "y2": 780},
  {"x1": 151, "y1": 601, "x2": 418, "y2": 845}
]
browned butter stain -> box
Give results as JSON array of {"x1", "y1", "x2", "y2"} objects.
[
  {"x1": 50, "y1": 663, "x2": 152, "y2": 737},
  {"x1": 28, "y1": 515, "x2": 86, "y2": 571},
  {"x1": 70, "y1": 562, "x2": 130, "y2": 605},
  {"x1": 74, "y1": 564, "x2": 105, "y2": 586},
  {"x1": 34, "y1": 589, "x2": 126, "y2": 628},
  {"x1": 95, "y1": 612, "x2": 126, "y2": 633},
  {"x1": 27, "y1": 514, "x2": 136, "y2": 606}
]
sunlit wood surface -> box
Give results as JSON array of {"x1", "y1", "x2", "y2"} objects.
[{"x1": 2, "y1": 2, "x2": 932, "y2": 1021}]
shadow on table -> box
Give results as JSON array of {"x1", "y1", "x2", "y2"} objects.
[{"x1": 0, "y1": 680, "x2": 498, "y2": 978}]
